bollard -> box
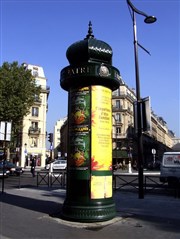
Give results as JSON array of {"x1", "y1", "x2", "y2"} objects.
[
  {"x1": 128, "y1": 160, "x2": 132, "y2": 173},
  {"x1": 18, "y1": 173, "x2": 21, "y2": 189},
  {"x1": 60, "y1": 22, "x2": 120, "y2": 222}
]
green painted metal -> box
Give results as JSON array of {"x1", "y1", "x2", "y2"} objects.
[
  {"x1": 60, "y1": 22, "x2": 120, "y2": 222},
  {"x1": 60, "y1": 62, "x2": 120, "y2": 91}
]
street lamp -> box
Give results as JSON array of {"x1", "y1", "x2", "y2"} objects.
[
  {"x1": 24, "y1": 143, "x2": 28, "y2": 167},
  {"x1": 126, "y1": 0, "x2": 156, "y2": 199},
  {"x1": 112, "y1": 115, "x2": 118, "y2": 166}
]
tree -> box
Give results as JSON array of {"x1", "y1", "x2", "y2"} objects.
[{"x1": 0, "y1": 61, "x2": 41, "y2": 148}]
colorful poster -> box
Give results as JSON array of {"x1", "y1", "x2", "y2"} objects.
[
  {"x1": 69, "y1": 87, "x2": 90, "y2": 169},
  {"x1": 69, "y1": 87, "x2": 90, "y2": 126},
  {"x1": 91, "y1": 86, "x2": 112, "y2": 171},
  {"x1": 91, "y1": 175, "x2": 112, "y2": 199},
  {"x1": 69, "y1": 129, "x2": 90, "y2": 168}
]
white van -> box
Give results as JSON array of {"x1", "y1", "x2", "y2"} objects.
[
  {"x1": 45, "y1": 158, "x2": 67, "y2": 170},
  {"x1": 160, "y1": 152, "x2": 180, "y2": 185}
]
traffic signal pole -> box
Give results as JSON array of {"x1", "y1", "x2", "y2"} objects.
[{"x1": 48, "y1": 133, "x2": 53, "y2": 161}]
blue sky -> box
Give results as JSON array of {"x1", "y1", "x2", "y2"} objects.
[{"x1": 0, "y1": 0, "x2": 179, "y2": 137}]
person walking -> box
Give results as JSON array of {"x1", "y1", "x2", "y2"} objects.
[{"x1": 30, "y1": 155, "x2": 36, "y2": 177}]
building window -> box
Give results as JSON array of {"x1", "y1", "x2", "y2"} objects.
[
  {"x1": 35, "y1": 79, "x2": 40, "y2": 86},
  {"x1": 32, "y1": 67, "x2": 38, "y2": 77},
  {"x1": 32, "y1": 107, "x2": 39, "y2": 117},
  {"x1": 31, "y1": 121, "x2": 38, "y2": 129},
  {"x1": 116, "y1": 127, "x2": 121, "y2": 135},
  {"x1": 30, "y1": 137, "x2": 38, "y2": 147},
  {"x1": 115, "y1": 113, "x2": 121, "y2": 123},
  {"x1": 112, "y1": 88, "x2": 120, "y2": 96},
  {"x1": 116, "y1": 100, "x2": 120, "y2": 109},
  {"x1": 34, "y1": 94, "x2": 41, "y2": 102}
]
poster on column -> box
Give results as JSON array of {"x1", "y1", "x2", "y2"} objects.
[
  {"x1": 69, "y1": 87, "x2": 90, "y2": 169},
  {"x1": 69, "y1": 129, "x2": 90, "y2": 168},
  {"x1": 91, "y1": 175, "x2": 112, "y2": 199},
  {"x1": 91, "y1": 85, "x2": 112, "y2": 171},
  {"x1": 69, "y1": 87, "x2": 90, "y2": 126}
]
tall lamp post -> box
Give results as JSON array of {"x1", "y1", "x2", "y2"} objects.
[
  {"x1": 112, "y1": 115, "x2": 118, "y2": 166},
  {"x1": 126, "y1": 0, "x2": 156, "y2": 199}
]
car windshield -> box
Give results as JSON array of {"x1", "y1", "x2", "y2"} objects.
[
  {"x1": 54, "y1": 160, "x2": 66, "y2": 164},
  {"x1": 163, "y1": 154, "x2": 180, "y2": 167}
]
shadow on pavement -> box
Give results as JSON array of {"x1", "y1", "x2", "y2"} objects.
[
  {"x1": 0, "y1": 190, "x2": 64, "y2": 216},
  {"x1": 130, "y1": 213, "x2": 180, "y2": 234},
  {"x1": 114, "y1": 190, "x2": 180, "y2": 234}
]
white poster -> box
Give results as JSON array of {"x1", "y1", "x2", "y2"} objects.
[{"x1": 0, "y1": 121, "x2": 12, "y2": 141}]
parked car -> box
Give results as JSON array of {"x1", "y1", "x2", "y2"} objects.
[
  {"x1": 0, "y1": 168, "x2": 9, "y2": 178},
  {"x1": 160, "y1": 152, "x2": 180, "y2": 186},
  {"x1": 0, "y1": 160, "x2": 24, "y2": 176},
  {"x1": 0, "y1": 152, "x2": 3, "y2": 160},
  {"x1": 45, "y1": 158, "x2": 67, "y2": 170}
]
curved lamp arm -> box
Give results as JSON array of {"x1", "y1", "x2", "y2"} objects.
[{"x1": 127, "y1": 0, "x2": 157, "y2": 23}]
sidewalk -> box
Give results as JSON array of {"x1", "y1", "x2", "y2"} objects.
[{"x1": 1, "y1": 185, "x2": 180, "y2": 239}]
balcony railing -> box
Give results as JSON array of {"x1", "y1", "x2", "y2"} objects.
[
  {"x1": 41, "y1": 85, "x2": 50, "y2": 93},
  {"x1": 28, "y1": 127, "x2": 41, "y2": 135},
  {"x1": 112, "y1": 106, "x2": 125, "y2": 112}
]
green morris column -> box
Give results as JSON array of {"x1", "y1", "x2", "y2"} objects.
[{"x1": 60, "y1": 22, "x2": 120, "y2": 222}]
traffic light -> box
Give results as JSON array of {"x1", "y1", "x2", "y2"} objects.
[{"x1": 48, "y1": 133, "x2": 53, "y2": 143}]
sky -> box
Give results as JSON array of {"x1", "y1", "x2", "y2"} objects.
[{"x1": 0, "y1": 0, "x2": 179, "y2": 138}]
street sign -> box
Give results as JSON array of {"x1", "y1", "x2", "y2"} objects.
[
  {"x1": 0, "y1": 121, "x2": 12, "y2": 141},
  {"x1": 152, "y1": 148, "x2": 156, "y2": 155}
]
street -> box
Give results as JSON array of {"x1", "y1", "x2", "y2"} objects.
[{"x1": 0, "y1": 169, "x2": 178, "y2": 197}]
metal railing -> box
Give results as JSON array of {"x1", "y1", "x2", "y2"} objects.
[
  {"x1": 37, "y1": 170, "x2": 66, "y2": 188},
  {"x1": 113, "y1": 172, "x2": 180, "y2": 197}
]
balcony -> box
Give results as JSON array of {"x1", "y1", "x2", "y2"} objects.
[
  {"x1": 113, "y1": 121, "x2": 123, "y2": 126},
  {"x1": 112, "y1": 106, "x2": 125, "y2": 112},
  {"x1": 28, "y1": 127, "x2": 41, "y2": 135},
  {"x1": 41, "y1": 85, "x2": 50, "y2": 95},
  {"x1": 112, "y1": 91, "x2": 136, "y2": 103}
]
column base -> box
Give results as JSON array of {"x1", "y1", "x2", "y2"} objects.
[{"x1": 61, "y1": 202, "x2": 116, "y2": 222}]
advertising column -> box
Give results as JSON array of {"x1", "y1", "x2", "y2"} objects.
[{"x1": 60, "y1": 23, "x2": 120, "y2": 222}]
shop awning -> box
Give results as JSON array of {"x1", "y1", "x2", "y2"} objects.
[{"x1": 112, "y1": 149, "x2": 128, "y2": 158}]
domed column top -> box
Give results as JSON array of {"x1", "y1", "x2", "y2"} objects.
[{"x1": 66, "y1": 21, "x2": 113, "y2": 65}]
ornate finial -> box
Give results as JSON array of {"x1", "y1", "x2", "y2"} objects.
[{"x1": 85, "y1": 21, "x2": 94, "y2": 39}]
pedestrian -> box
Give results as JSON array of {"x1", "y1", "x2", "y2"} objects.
[
  {"x1": 26, "y1": 156, "x2": 28, "y2": 167},
  {"x1": 133, "y1": 160, "x2": 137, "y2": 170},
  {"x1": 30, "y1": 156, "x2": 36, "y2": 177}
]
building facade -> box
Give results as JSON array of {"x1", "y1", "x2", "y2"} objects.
[
  {"x1": 112, "y1": 77, "x2": 174, "y2": 166},
  {"x1": 20, "y1": 63, "x2": 50, "y2": 167},
  {"x1": 53, "y1": 117, "x2": 67, "y2": 158},
  {"x1": 112, "y1": 78, "x2": 136, "y2": 150}
]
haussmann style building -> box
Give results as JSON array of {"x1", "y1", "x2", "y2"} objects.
[{"x1": 19, "y1": 63, "x2": 50, "y2": 167}]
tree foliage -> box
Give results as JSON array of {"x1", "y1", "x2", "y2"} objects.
[{"x1": 0, "y1": 62, "x2": 41, "y2": 144}]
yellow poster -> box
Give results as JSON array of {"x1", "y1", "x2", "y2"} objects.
[
  {"x1": 91, "y1": 85, "x2": 112, "y2": 171},
  {"x1": 91, "y1": 175, "x2": 112, "y2": 199}
]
